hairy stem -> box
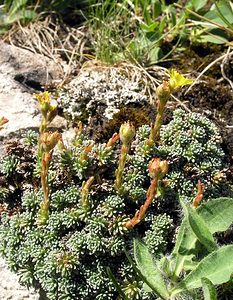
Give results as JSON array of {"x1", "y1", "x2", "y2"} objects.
[
  {"x1": 115, "y1": 144, "x2": 129, "y2": 193},
  {"x1": 125, "y1": 177, "x2": 158, "y2": 230}
]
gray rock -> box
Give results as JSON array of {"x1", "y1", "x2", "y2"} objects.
[
  {"x1": 0, "y1": 256, "x2": 39, "y2": 300},
  {"x1": 0, "y1": 42, "x2": 65, "y2": 149},
  {"x1": 0, "y1": 41, "x2": 65, "y2": 154},
  {"x1": 0, "y1": 41, "x2": 62, "y2": 88}
]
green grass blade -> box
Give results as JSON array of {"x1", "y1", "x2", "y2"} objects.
[{"x1": 106, "y1": 267, "x2": 130, "y2": 300}]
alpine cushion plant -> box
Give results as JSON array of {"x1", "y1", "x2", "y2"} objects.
[{"x1": 0, "y1": 70, "x2": 231, "y2": 300}]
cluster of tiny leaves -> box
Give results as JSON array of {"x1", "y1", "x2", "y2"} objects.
[
  {"x1": 144, "y1": 213, "x2": 173, "y2": 255},
  {"x1": 0, "y1": 154, "x2": 20, "y2": 177},
  {"x1": 158, "y1": 109, "x2": 224, "y2": 199}
]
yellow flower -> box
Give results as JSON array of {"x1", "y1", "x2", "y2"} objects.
[
  {"x1": 169, "y1": 69, "x2": 193, "y2": 92},
  {"x1": 34, "y1": 91, "x2": 57, "y2": 119}
]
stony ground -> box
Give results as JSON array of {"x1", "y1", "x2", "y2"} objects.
[{"x1": 0, "y1": 257, "x2": 39, "y2": 300}]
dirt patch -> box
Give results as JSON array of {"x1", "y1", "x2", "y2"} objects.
[{"x1": 167, "y1": 44, "x2": 233, "y2": 180}]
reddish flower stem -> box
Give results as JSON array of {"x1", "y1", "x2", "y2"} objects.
[{"x1": 192, "y1": 180, "x2": 205, "y2": 208}]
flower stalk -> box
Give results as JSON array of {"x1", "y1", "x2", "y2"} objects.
[
  {"x1": 147, "y1": 81, "x2": 171, "y2": 146},
  {"x1": 192, "y1": 180, "x2": 205, "y2": 208},
  {"x1": 124, "y1": 158, "x2": 168, "y2": 230},
  {"x1": 147, "y1": 69, "x2": 193, "y2": 148},
  {"x1": 34, "y1": 91, "x2": 60, "y2": 225},
  {"x1": 115, "y1": 122, "x2": 135, "y2": 193},
  {"x1": 37, "y1": 131, "x2": 61, "y2": 225}
]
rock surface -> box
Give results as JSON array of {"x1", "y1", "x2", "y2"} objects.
[
  {"x1": 0, "y1": 257, "x2": 39, "y2": 300},
  {"x1": 57, "y1": 66, "x2": 151, "y2": 122},
  {"x1": 0, "y1": 41, "x2": 63, "y2": 141}
]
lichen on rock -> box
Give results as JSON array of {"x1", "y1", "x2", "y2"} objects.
[{"x1": 57, "y1": 66, "x2": 151, "y2": 125}]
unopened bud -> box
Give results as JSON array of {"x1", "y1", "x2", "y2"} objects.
[
  {"x1": 192, "y1": 180, "x2": 205, "y2": 208},
  {"x1": 47, "y1": 106, "x2": 58, "y2": 123},
  {"x1": 119, "y1": 121, "x2": 135, "y2": 145},
  {"x1": 159, "y1": 160, "x2": 168, "y2": 177},
  {"x1": 149, "y1": 158, "x2": 161, "y2": 178},
  {"x1": 156, "y1": 81, "x2": 171, "y2": 104},
  {"x1": 81, "y1": 145, "x2": 92, "y2": 161},
  {"x1": 40, "y1": 131, "x2": 61, "y2": 152},
  {"x1": 106, "y1": 133, "x2": 119, "y2": 148},
  {"x1": 0, "y1": 116, "x2": 8, "y2": 126},
  {"x1": 149, "y1": 158, "x2": 168, "y2": 178}
]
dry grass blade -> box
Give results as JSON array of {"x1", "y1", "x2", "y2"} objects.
[
  {"x1": 78, "y1": 59, "x2": 166, "y2": 103},
  {"x1": 4, "y1": 15, "x2": 90, "y2": 77},
  {"x1": 185, "y1": 51, "x2": 231, "y2": 94},
  {"x1": 220, "y1": 47, "x2": 233, "y2": 91},
  {"x1": 171, "y1": 94, "x2": 192, "y2": 113}
]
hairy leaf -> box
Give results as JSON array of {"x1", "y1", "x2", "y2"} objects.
[
  {"x1": 190, "y1": 0, "x2": 208, "y2": 11},
  {"x1": 197, "y1": 197, "x2": 233, "y2": 233},
  {"x1": 172, "y1": 245, "x2": 233, "y2": 296},
  {"x1": 134, "y1": 239, "x2": 169, "y2": 300},
  {"x1": 204, "y1": 0, "x2": 233, "y2": 27},
  {"x1": 186, "y1": 205, "x2": 217, "y2": 252},
  {"x1": 172, "y1": 198, "x2": 233, "y2": 278}
]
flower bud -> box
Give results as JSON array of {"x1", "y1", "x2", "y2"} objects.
[
  {"x1": 0, "y1": 116, "x2": 8, "y2": 126},
  {"x1": 192, "y1": 180, "x2": 205, "y2": 208},
  {"x1": 40, "y1": 131, "x2": 61, "y2": 152},
  {"x1": 106, "y1": 133, "x2": 119, "y2": 148},
  {"x1": 156, "y1": 81, "x2": 171, "y2": 104},
  {"x1": 149, "y1": 158, "x2": 161, "y2": 178},
  {"x1": 47, "y1": 106, "x2": 58, "y2": 123},
  {"x1": 81, "y1": 145, "x2": 92, "y2": 161},
  {"x1": 159, "y1": 160, "x2": 168, "y2": 177},
  {"x1": 119, "y1": 121, "x2": 135, "y2": 146},
  {"x1": 149, "y1": 158, "x2": 168, "y2": 178}
]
